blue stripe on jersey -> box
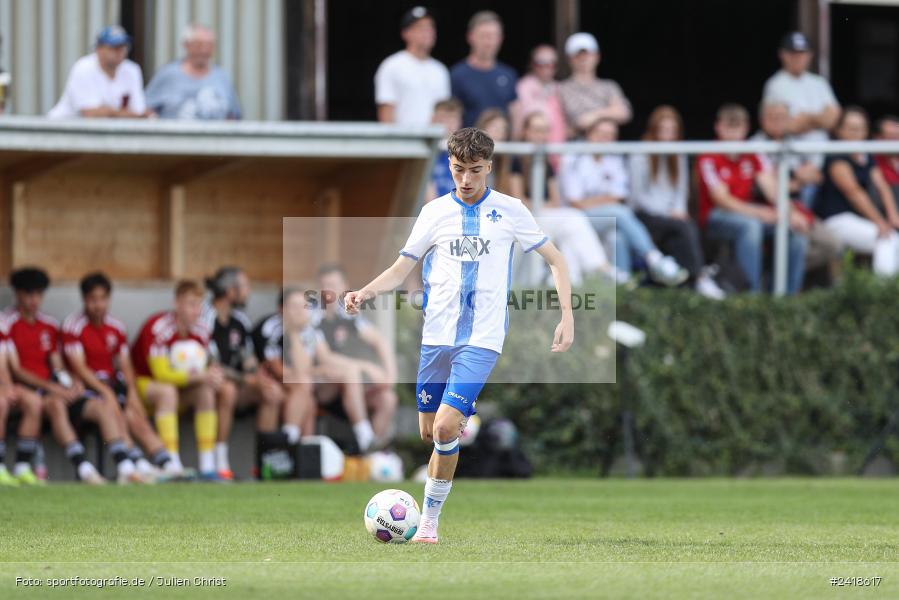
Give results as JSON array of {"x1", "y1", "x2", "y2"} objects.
[
  {"x1": 461, "y1": 205, "x2": 480, "y2": 236},
  {"x1": 524, "y1": 235, "x2": 549, "y2": 253},
  {"x1": 505, "y1": 243, "x2": 514, "y2": 334},
  {"x1": 422, "y1": 247, "x2": 435, "y2": 316},
  {"x1": 455, "y1": 261, "x2": 479, "y2": 345}
]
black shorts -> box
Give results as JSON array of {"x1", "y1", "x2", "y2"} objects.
[
  {"x1": 83, "y1": 372, "x2": 128, "y2": 408},
  {"x1": 67, "y1": 397, "x2": 89, "y2": 425}
]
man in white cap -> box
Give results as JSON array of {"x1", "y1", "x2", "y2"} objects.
[{"x1": 558, "y1": 32, "x2": 631, "y2": 135}]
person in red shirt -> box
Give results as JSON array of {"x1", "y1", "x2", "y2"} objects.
[
  {"x1": 697, "y1": 103, "x2": 809, "y2": 294},
  {"x1": 63, "y1": 272, "x2": 178, "y2": 481},
  {"x1": 131, "y1": 280, "x2": 224, "y2": 479},
  {"x1": 874, "y1": 114, "x2": 899, "y2": 195},
  {"x1": 4, "y1": 267, "x2": 133, "y2": 484},
  {"x1": 0, "y1": 314, "x2": 43, "y2": 486}
]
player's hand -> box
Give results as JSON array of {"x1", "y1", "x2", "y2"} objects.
[
  {"x1": 551, "y1": 315, "x2": 574, "y2": 353},
  {"x1": 889, "y1": 214, "x2": 899, "y2": 231},
  {"x1": 344, "y1": 290, "x2": 369, "y2": 314},
  {"x1": 789, "y1": 211, "x2": 811, "y2": 234},
  {"x1": 205, "y1": 365, "x2": 225, "y2": 388},
  {"x1": 877, "y1": 220, "x2": 892, "y2": 239},
  {"x1": 756, "y1": 205, "x2": 778, "y2": 225}
]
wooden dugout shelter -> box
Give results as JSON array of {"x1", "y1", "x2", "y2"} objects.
[{"x1": 0, "y1": 117, "x2": 443, "y2": 285}]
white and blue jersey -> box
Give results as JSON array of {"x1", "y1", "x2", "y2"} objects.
[{"x1": 400, "y1": 188, "x2": 548, "y2": 355}]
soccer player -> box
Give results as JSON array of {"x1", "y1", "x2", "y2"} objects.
[
  {"x1": 345, "y1": 127, "x2": 574, "y2": 543},
  {"x1": 0, "y1": 314, "x2": 43, "y2": 486},
  {"x1": 4, "y1": 267, "x2": 133, "y2": 484},
  {"x1": 131, "y1": 280, "x2": 223, "y2": 479},
  {"x1": 62, "y1": 272, "x2": 177, "y2": 481}
]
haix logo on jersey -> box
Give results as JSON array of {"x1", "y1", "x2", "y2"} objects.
[{"x1": 449, "y1": 236, "x2": 490, "y2": 259}]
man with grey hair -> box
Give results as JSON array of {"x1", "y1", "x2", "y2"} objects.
[{"x1": 145, "y1": 23, "x2": 241, "y2": 120}]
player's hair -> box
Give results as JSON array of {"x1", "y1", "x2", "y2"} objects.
[
  {"x1": 643, "y1": 105, "x2": 684, "y2": 186},
  {"x1": 434, "y1": 98, "x2": 463, "y2": 115},
  {"x1": 447, "y1": 127, "x2": 495, "y2": 163},
  {"x1": 467, "y1": 10, "x2": 502, "y2": 32},
  {"x1": 205, "y1": 266, "x2": 242, "y2": 299},
  {"x1": 174, "y1": 279, "x2": 204, "y2": 299},
  {"x1": 716, "y1": 103, "x2": 750, "y2": 125},
  {"x1": 80, "y1": 272, "x2": 112, "y2": 297},
  {"x1": 10, "y1": 267, "x2": 49, "y2": 292},
  {"x1": 875, "y1": 114, "x2": 899, "y2": 135}
]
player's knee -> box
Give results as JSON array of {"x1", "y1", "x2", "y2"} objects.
[
  {"x1": 218, "y1": 381, "x2": 237, "y2": 409},
  {"x1": 153, "y1": 385, "x2": 178, "y2": 412},
  {"x1": 20, "y1": 390, "x2": 42, "y2": 417},
  {"x1": 432, "y1": 420, "x2": 460, "y2": 447},
  {"x1": 261, "y1": 385, "x2": 285, "y2": 407}
]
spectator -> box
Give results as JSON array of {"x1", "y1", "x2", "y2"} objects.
[
  {"x1": 145, "y1": 23, "x2": 241, "y2": 120},
  {"x1": 629, "y1": 106, "x2": 725, "y2": 298},
  {"x1": 317, "y1": 265, "x2": 398, "y2": 448},
  {"x1": 474, "y1": 109, "x2": 512, "y2": 192},
  {"x1": 508, "y1": 111, "x2": 621, "y2": 286},
  {"x1": 762, "y1": 31, "x2": 840, "y2": 167},
  {"x1": 374, "y1": 7, "x2": 450, "y2": 126},
  {"x1": 4, "y1": 268, "x2": 123, "y2": 484},
  {"x1": 559, "y1": 117, "x2": 688, "y2": 286},
  {"x1": 0, "y1": 33, "x2": 9, "y2": 114},
  {"x1": 874, "y1": 114, "x2": 899, "y2": 202},
  {"x1": 698, "y1": 104, "x2": 809, "y2": 294},
  {"x1": 130, "y1": 280, "x2": 224, "y2": 479},
  {"x1": 751, "y1": 100, "x2": 841, "y2": 275},
  {"x1": 558, "y1": 32, "x2": 631, "y2": 136},
  {"x1": 450, "y1": 11, "x2": 517, "y2": 127},
  {"x1": 62, "y1": 272, "x2": 171, "y2": 482},
  {"x1": 48, "y1": 25, "x2": 149, "y2": 119},
  {"x1": 815, "y1": 106, "x2": 899, "y2": 276},
  {"x1": 428, "y1": 98, "x2": 464, "y2": 199},
  {"x1": 513, "y1": 44, "x2": 567, "y2": 168}
]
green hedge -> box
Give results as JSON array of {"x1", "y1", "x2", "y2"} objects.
[{"x1": 398, "y1": 267, "x2": 899, "y2": 476}]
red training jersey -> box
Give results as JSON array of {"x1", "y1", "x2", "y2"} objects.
[
  {"x1": 62, "y1": 311, "x2": 129, "y2": 379},
  {"x1": 3, "y1": 308, "x2": 60, "y2": 380},
  {"x1": 130, "y1": 311, "x2": 209, "y2": 378},
  {"x1": 696, "y1": 153, "x2": 771, "y2": 227},
  {"x1": 874, "y1": 155, "x2": 899, "y2": 187}
]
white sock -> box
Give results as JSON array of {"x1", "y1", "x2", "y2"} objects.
[
  {"x1": 422, "y1": 477, "x2": 453, "y2": 522},
  {"x1": 78, "y1": 461, "x2": 99, "y2": 480},
  {"x1": 353, "y1": 420, "x2": 375, "y2": 453},
  {"x1": 282, "y1": 424, "x2": 301, "y2": 445},
  {"x1": 199, "y1": 450, "x2": 215, "y2": 474},
  {"x1": 215, "y1": 442, "x2": 230, "y2": 472},
  {"x1": 117, "y1": 458, "x2": 136, "y2": 477},
  {"x1": 13, "y1": 462, "x2": 30, "y2": 476},
  {"x1": 136, "y1": 458, "x2": 156, "y2": 475},
  {"x1": 169, "y1": 452, "x2": 184, "y2": 471},
  {"x1": 646, "y1": 249, "x2": 663, "y2": 267}
]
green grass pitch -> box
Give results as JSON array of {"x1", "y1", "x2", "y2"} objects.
[{"x1": 1, "y1": 478, "x2": 898, "y2": 599}]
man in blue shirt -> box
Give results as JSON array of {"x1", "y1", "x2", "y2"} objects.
[{"x1": 450, "y1": 11, "x2": 518, "y2": 127}]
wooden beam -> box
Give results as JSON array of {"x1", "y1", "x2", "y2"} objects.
[
  {"x1": 161, "y1": 184, "x2": 186, "y2": 278},
  {"x1": 554, "y1": 0, "x2": 580, "y2": 79},
  {"x1": 0, "y1": 175, "x2": 8, "y2": 274},
  {"x1": 318, "y1": 187, "x2": 341, "y2": 265},
  {"x1": 10, "y1": 182, "x2": 27, "y2": 268},
  {"x1": 161, "y1": 157, "x2": 243, "y2": 186},
  {"x1": 3, "y1": 154, "x2": 80, "y2": 182}
]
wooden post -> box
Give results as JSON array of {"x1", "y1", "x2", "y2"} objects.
[
  {"x1": 162, "y1": 184, "x2": 186, "y2": 279},
  {"x1": 10, "y1": 182, "x2": 26, "y2": 268},
  {"x1": 554, "y1": 0, "x2": 580, "y2": 79}
]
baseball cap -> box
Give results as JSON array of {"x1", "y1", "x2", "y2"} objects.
[
  {"x1": 780, "y1": 31, "x2": 810, "y2": 52},
  {"x1": 96, "y1": 25, "x2": 131, "y2": 47},
  {"x1": 565, "y1": 32, "x2": 599, "y2": 56},
  {"x1": 401, "y1": 6, "x2": 432, "y2": 31}
]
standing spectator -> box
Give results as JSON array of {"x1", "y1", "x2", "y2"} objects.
[
  {"x1": 762, "y1": 31, "x2": 840, "y2": 167},
  {"x1": 145, "y1": 24, "x2": 241, "y2": 120},
  {"x1": 508, "y1": 111, "x2": 620, "y2": 286},
  {"x1": 629, "y1": 106, "x2": 725, "y2": 298},
  {"x1": 428, "y1": 98, "x2": 464, "y2": 199},
  {"x1": 815, "y1": 107, "x2": 899, "y2": 276},
  {"x1": 698, "y1": 104, "x2": 809, "y2": 294},
  {"x1": 48, "y1": 25, "x2": 149, "y2": 119},
  {"x1": 375, "y1": 7, "x2": 449, "y2": 126},
  {"x1": 559, "y1": 117, "x2": 687, "y2": 286},
  {"x1": 450, "y1": 11, "x2": 517, "y2": 127},
  {"x1": 558, "y1": 32, "x2": 631, "y2": 135},
  {"x1": 874, "y1": 114, "x2": 899, "y2": 202},
  {"x1": 0, "y1": 314, "x2": 43, "y2": 486},
  {"x1": 513, "y1": 44, "x2": 567, "y2": 168}
]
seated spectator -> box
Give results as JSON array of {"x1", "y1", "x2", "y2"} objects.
[
  {"x1": 698, "y1": 104, "x2": 809, "y2": 294},
  {"x1": 558, "y1": 32, "x2": 631, "y2": 136},
  {"x1": 317, "y1": 265, "x2": 398, "y2": 448},
  {"x1": 428, "y1": 98, "x2": 464, "y2": 199},
  {"x1": 508, "y1": 111, "x2": 621, "y2": 286},
  {"x1": 513, "y1": 44, "x2": 567, "y2": 168},
  {"x1": 475, "y1": 109, "x2": 513, "y2": 192},
  {"x1": 559, "y1": 117, "x2": 688, "y2": 286},
  {"x1": 131, "y1": 280, "x2": 224, "y2": 479},
  {"x1": 750, "y1": 100, "x2": 841, "y2": 275},
  {"x1": 48, "y1": 26, "x2": 149, "y2": 119},
  {"x1": 451, "y1": 11, "x2": 517, "y2": 127},
  {"x1": 145, "y1": 23, "x2": 241, "y2": 120},
  {"x1": 374, "y1": 7, "x2": 449, "y2": 126},
  {"x1": 630, "y1": 105, "x2": 725, "y2": 298},
  {"x1": 5, "y1": 268, "x2": 126, "y2": 484},
  {"x1": 874, "y1": 114, "x2": 899, "y2": 202},
  {"x1": 815, "y1": 106, "x2": 899, "y2": 276},
  {"x1": 63, "y1": 273, "x2": 175, "y2": 482}
]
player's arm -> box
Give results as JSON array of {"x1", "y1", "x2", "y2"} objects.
[
  {"x1": 811, "y1": 104, "x2": 840, "y2": 131},
  {"x1": 8, "y1": 350, "x2": 77, "y2": 400},
  {"x1": 147, "y1": 350, "x2": 190, "y2": 387},
  {"x1": 535, "y1": 241, "x2": 574, "y2": 353},
  {"x1": 345, "y1": 256, "x2": 418, "y2": 314},
  {"x1": 65, "y1": 350, "x2": 114, "y2": 399},
  {"x1": 871, "y1": 167, "x2": 899, "y2": 229}
]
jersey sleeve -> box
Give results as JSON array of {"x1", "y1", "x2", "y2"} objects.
[
  {"x1": 514, "y1": 202, "x2": 548, "y2": 253},
  {"x1": 61, "y1": 324, "x2": 84, "y2": 358},
  {"x1": 399, "y1": 207, "x2": 435, "y2": 261},
  {"x1": 698, "y1": 156, "x2": 723, "y2": 189},
  {"x1": 128, "y1": 63, "x2": 147, "y2": 114},
  {"x1": 147, "y1": 340, "x2": 189, "y2": 386},
  {"x1": 374, "y1": 58, "x2": 399, "y2": 105},
  {"x1": 64, "y1": 63, "x2": 104, "y2": 112}
]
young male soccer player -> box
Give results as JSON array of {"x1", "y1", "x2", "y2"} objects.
[{"x1": 345, "y1": 127, "x2": 574, "y2": 543}]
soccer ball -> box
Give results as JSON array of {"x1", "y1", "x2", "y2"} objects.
[
  {"x1": 169, "y1": 339, "x2": 208, "y2": 374},
  {"x1": 363, "y1": 489, "x2": 420, "y2": 544}
]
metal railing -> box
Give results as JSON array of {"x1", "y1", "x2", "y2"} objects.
[{"x1": 493, "y1": 139, "x2": 899, "y2": 296}]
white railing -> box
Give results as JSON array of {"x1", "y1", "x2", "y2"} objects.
[{"x1": 493, "y1": 139, "x2": 899, "y2": 296}]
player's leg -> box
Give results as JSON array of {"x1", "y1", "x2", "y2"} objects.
[
  {"x1": 179, "y1": 383, "x2": 218, "y2": 478},
  {"x1": 7, "y1": 387, "x2": 42, "y2": 484},
  {"x1": 214, "y1": 379, "x2": 238, "y2": 479},
  {"x1": 0, "y1": 392, "x2": 13, "y2": 485},
  {"x1": 143, "y1": 380, "x2": 185, "y2": 474},
  {"x1": 254, "y1": 378, "x2": 284, "y2": 433},
  {"x1": 80, "y1": 396, "x2": 140, "y2": 483},
  {"x1": 282, "y1": 382, "x2": 314, "y2": 443},
  {"x1": 124, "y1": 387, "x2": 176, "y2": 476},
  {"x1": 365, "y1": 384, "x2": 398, "y2": 447},
  {"x1": 44, "y1": 394, "x2": 105, "y2": 484},
  {"x1": 335, "y1": 364, "x2": 375, "y2": 453}
]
